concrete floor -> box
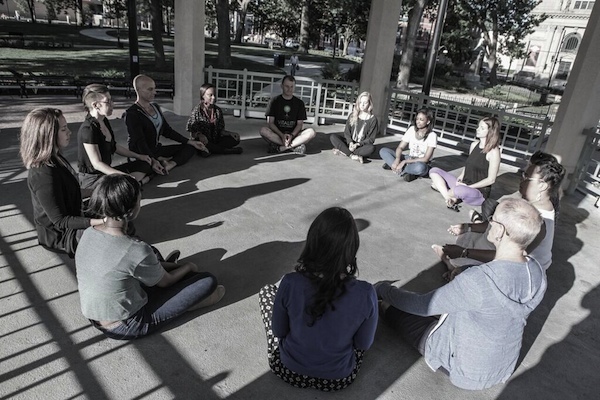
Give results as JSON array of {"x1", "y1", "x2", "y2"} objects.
[{"x1": 0, "y1": 95, "x2": 598, "y2": 400}]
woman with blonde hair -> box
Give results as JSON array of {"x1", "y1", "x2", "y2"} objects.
[
  {"x1": 330, "y1": 91, "x2": 378, "y2": 163},
  {"x1": 20, "y1": 108, "x2": 104, "y2": 256},
  {"x1": 429, "y1": 116, "x2": 501, "y2": 211},
  {"x1": 77, "y1": 84, "x2": 155, "y2": 189}
]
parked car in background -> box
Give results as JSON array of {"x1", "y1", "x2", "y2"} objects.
[{"x1": 285, "y1": 39, "x2": 300, "y2": 50}]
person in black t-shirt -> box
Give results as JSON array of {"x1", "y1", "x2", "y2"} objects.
[{"x1": 259, "y1": 75, "x2": 316, "y2": 154}]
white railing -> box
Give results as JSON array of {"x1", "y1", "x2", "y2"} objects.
[{"x1": 206, "y1": 66, "x2": 551, "y2": 165}]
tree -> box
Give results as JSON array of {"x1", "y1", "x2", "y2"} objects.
[
  {"x1": 299, "y1": 0, "x2": 310, "y2": 52},
  {"x1": 396, "y1": 0, "x2": 433, "y2": 89},
  {"x1": 456, "y1": 0, "x2": 546, "y2": 86},
  {"x1": 148, "y1": 0, "x2": 166, "y2": 68},
  {"x1": 216, "y1": 0, "x2": 232, "y2": 67},
  {"x1": 234, "y1": 0, "x2": 251, "y2": 43},
  {"x1": 14, "y1": 0, "x2": 37, "y2": 22}
]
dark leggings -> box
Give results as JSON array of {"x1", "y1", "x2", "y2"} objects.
[
  {"x1": 94, "y1": 272, "x2": 217, "y2": 340},
  {"x1": 330, "y1": 134, "x2": 375, "y2": 157},
  {"x1": 156, "y1": 143, "x2": 196, "y2": 166},
  {"x1": 206, "y1": 135, "x2": 241, "y2": 154},
  {"x1": 383, "y1": 306, "x2": 438, "y2": 353}
]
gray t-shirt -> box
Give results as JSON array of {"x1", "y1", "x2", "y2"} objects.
[{"x1": 75, "y1": 227, "x2": 165, "y2": 321}]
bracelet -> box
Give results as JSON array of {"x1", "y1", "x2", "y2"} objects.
[{"x1": 460, "y1": 248, "x2": 469, "y2": 258}]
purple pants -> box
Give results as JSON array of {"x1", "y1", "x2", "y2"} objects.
[{"x1": 429, "y1": 167, "x2": 485, "y2": 206}]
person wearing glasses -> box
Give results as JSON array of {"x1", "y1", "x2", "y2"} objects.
[
  {"x1": 375, "y1": 198, "x2": 546, "y2": 390},
  {"x1": 20, "y1": 108, "x2": 105, "y2": 257},
  {"x1": 434, "y1": 151, "x2": 565, "y2": 280},
  {"x1": 77, "y1": 84, "x2": 156, "y2": 189},
  {"x1": 429, "y1": 116, "x2": 501, "y2": 211}
]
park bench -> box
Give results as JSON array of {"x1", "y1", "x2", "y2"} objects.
[{"x1": 0, "y1": 31, "x2": 24, "y2": 47}]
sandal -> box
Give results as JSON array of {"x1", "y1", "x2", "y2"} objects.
[{"x1": 470, "y1": 210, "x2": 484, "y2": 223}]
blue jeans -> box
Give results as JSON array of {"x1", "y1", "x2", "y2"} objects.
[
  {"x1": 94, "y1": 272, "x2": 217, "y2": 340},
  {"x1": 379, "y1": 147, "x2": 429, "y2": 176}
]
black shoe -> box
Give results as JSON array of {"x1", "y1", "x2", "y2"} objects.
[
  {"x1": 382, "y1": 163, "x2": 391, "y2": 170},
  {"x1": 198, "y1": 149, "x2": 210, "y2": 158},
  {"x1": 224, "y1": 147, "x2": 243, "y2": 154},
  {"x1": 165, "y1": 250, "x2": 181, "y2": 263},
  {"x1": 267, "y1": 143, "x2": 281, "y2": 154},
  {"x1": 403, "y1": 174, "x2": 417, "y2": 182}
]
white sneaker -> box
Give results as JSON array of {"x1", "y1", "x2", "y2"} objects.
[{"x1": 292, "y1": 144, "x2": 306, "y2": 154}]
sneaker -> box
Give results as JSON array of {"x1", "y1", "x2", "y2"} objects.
[
  {"x1": 382, "y1": 163, "x2": 391, "y2": 170},
  {"x1": 224, "y1": 147, "x2": 243, "y2": 154},
  {"x1": 403, "y1": 173, "x2": 417, "y2": 182},
  {"x1": 267, "y1": 142, "x2": 280, "y2": 154},
  {"x1": 292, "y1": 144, "x2": 306, "y2": 154},
  {"x1": 165, "y1": 250, "x2": 181, "y2": 263}
]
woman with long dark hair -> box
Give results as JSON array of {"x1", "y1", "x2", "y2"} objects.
[
  {"x1": 75, "y1": 174, "x2": 225, "y2": 340},
  {"x1": 429, "y1": 116, "x2": 501, "y2": 211},
  {"x1": 259, "y1": 207, "x2": 378, "y2": 391},
  {"x1": 379, "y1": 108, "x2": 437, "y2": 181}
]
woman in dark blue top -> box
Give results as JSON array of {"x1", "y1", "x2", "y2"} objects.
[{"x1": 259, "y1": 207, "x2": 378, "y2": 391}]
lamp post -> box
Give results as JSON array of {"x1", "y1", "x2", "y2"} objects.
[{"x1": 422, "y1": 0, "x2": 449, "y2": 96}]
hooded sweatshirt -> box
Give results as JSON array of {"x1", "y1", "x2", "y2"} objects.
[{"x1": 377, "y1": 257, "x2": 546, "y2": 390}]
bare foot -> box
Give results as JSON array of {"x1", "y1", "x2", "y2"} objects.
[
  {"x1": 332, "y1": 148, "x2": 347, "y2": 157},
  {"x1": 350, "y1": 154, "x2": 364, "y2": 163}
]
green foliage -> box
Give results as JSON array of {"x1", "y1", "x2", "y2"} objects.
[{"x1": 321, "y1": 59, "x2": 344, "y2": 80}]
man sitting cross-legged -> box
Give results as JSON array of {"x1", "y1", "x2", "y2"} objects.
[
  {"x1": 125, "y1": 74, "x2": 206, "y2": 174},
  {"x1": 259, "y1": 75, "x2": 316, "y2": 154}
]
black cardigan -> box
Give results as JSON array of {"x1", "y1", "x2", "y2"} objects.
[
  {"x1": 27, "y1": 156, "x2": 90, "y2": 256},
  {"x1": 124, "y1": 103, "x2": 189, "y2": 159}
]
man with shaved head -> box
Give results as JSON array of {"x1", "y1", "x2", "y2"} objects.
[{"x1": 125, "y1": 75, "x2": 206, "y2": 174}]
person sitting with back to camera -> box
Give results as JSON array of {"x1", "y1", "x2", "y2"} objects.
[
  {"x1": 330, "y1": 91, "x2": 378, "y2": 164},
  {"x1": 379, "y1": 108, "x2": 437, "y2": 181},
  {"x1": 77, "y1": 83, "x2": 155, "y2": 189},
  {"x1": 186, "y1": 83, "x2": 243, "y2": 156},
  {"x1": 258, "y1": 207, "x2": 378, "y2": 391},
  {"x1": 376, "y1": 198, "x2": 546, "y2": 391},
  {"x1": 75, "y1": 174, "x2": 225, "y2": 340},
  {"x1": 20, "y1": 108, "x2": 104, "y2": 257},
  {"x1": 125, "y1": 74, "x2": 206, "y2": 173},
  {"x1": 259, "y1": 75, "x2": 316, "y2": 154},
  {"x1": 429, "y1": 116, "x2": 501, "y2": 211},
  {"x1": 434, "y1": 151, "x2": 565, "y2": 281}
]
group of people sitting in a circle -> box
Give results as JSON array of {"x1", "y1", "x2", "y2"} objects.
[{"x1": 18, "y1": 72, "x2": 566, "y2": 391}]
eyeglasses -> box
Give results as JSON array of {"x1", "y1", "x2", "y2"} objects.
[
  {"x1": 521, "y1": 171, "x2": 544, "y2": 182},
  {"x1": 488, "y1": 215, "x2": 510, "y2": 237}
]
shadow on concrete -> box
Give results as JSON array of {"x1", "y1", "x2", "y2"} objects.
[
  {"x1": 135, "y1": 178, "x2": 310, "y2": 244},
  {"x1": 498, "y1": 284, "x2": 600, "y2": 399}
]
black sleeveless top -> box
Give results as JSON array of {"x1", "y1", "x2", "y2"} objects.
[{"x1": 463, "y1": 144, "x2": 491, "y2": 198}]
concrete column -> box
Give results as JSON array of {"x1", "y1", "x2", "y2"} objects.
[
  {"x1": 359, "y1": 0, "x2": 403, "y2": 135},
  {"x1": 545, "y1": 3, "x2": 600, "y2": 193},
  {"x1": 173, "y1": 0, "x2": 205, "y2": 115}
]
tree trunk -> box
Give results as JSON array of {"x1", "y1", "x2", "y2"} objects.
[
  {"x1": 150, "y1": 0, "x2": 166, "y2": 69},
  {"x1": 396, "y1": 0, "x2": 428, "y2": 89},
  {"x1": 234, "y1": 9, "x2": 247, "y2": 43},
  {"x1": 342, "y1": 33, "x2": 351, "y2": 56},
  {"x1": 299, "y1": 0, "x2": 310, "y2": 53},
  {"x1": 27, "y1": 0, "x2": 36, "y2": 23},
  {"x1": 216, "y1": 0, "x2": 232, "y2": 68}
]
